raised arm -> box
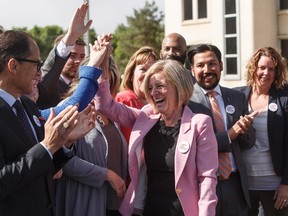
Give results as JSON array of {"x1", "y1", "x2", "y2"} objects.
[
  {"x1": 38, "y1": 2, "x2": 93, "y2": 108},
  {"x1": 40, "y1": 34, "x2": 110, "y2": 119}
]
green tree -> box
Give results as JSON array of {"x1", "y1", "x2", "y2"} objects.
[
  {"x1": 28, "y1": 26, "x2": 64, "y2": 60},
  {"x1": 15, "y1": 26, "x2": 97, "y2": 60},
  {"x1": 113, "y1": 0, "x2": 164, "y2": 73}
]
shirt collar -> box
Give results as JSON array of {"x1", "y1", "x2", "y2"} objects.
[
  {"x1": 201, "y1": 84, "x2": 222, "y2": 96},
  {"x1": 60, "y1": 74, "x2": 72, "y2": 85},
  {"x1": 0, "y1": 89, "x2": 18, "y2": 107}
]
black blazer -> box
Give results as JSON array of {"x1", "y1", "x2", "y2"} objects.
[
  {"x1": 189, "y1": 83, "x2": 255, "y2": 207},
  {"x1": 37, "y1": 46, "x2": 70, "y2": 109},
  {"x1": 236, "y1": 86, "x2": 288, "y2": 185},
  {"x1": 0, "y1": 96, "x2": 71, "y2": 216}
]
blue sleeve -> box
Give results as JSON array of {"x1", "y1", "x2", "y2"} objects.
[{"x1": 40, "y1": 66, "x2": 102, "y2": 119}]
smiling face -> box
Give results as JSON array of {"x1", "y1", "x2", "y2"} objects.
[
  {"x1": 62, "y1": 44, "x2": 85, "y2": 80},
  {"x1": 147, "y1": 71, "x2": 179, "y2": 117},
  {"x1": 12, "y1": 39, "x2": 40, "y2": 97},
  {"x1": 254, "y1": 56, "x2": 276, "y2": 90},
  {"x1": 132, "y1": 57, "x2": 156, "y2": 100},
  {"x1": 192, "y1": 51, "x2": 223, "y2": 90},
  {"x1": 160, "y1": 34, "x2": 187, "y2": 64}
]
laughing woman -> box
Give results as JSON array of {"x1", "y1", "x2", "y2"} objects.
[{"x1": 94, "y1": 59, "x2": 218, "y2": 216}]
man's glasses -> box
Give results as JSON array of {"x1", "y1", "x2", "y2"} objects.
[{"x1": 15, "y1": 58, "x2": 44, "y2": 71}]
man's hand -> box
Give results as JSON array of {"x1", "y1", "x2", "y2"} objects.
[
  {"x1": 41, "y1": 105, "x2": 79, "y2": 154},
  {"x1": 63, "y1": 2, "x2": 92, "y2": 46},
  {"x1": 228, "y1": 111, "x2": 258, "y2": 140}
]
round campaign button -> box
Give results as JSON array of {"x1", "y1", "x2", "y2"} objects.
[
  {"x1": 33, "y1": 115, "x2": 41, "y2": 127},
  {"x1": 178, "y1": 141, "x2": 190, "y2": 154},
  {"x1": 226, "y1": 105, "x2": 235, "y2": 114},
  {"x1": 268, "y1": 103, "x2": 278, "y2": 112}
]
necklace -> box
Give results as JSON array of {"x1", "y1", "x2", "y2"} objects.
[{"x1": 159, "y1": 119, "x2": 181, "y2": 136}]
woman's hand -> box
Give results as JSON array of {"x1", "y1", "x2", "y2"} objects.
[
  {"x1": 106, "y1": 169, "x2": 126, "y2": 199},
  {"x1": 87, "y1": 34, "x2": 112, "y2": 68},
  {"x1": 274, "y1": 184, "x2": 288, "y2": 209}
]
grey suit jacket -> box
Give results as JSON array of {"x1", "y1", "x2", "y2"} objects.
[{"x1": 189, "y1": 83, "x2": 255, "y2": 207}]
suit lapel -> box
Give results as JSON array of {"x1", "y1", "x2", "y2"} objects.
[
  {"x1": 0, "y1": 97, "x2": 34, "y2": 148},
  {"x1": 220, "y1": 87, "x2": 234, "y2": 129},
  {"x1": 192, "y1": 83, "x2": 210, "y2": 108},
  {"x1": 21, "y1": 97, "x2": 44, "y2": 141}
]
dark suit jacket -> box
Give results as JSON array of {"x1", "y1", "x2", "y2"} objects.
[
  {"x1": 0, "y1": 96, "x2": 72, "y2": 216},
  {"x1": 37, "y1": 46, "x2": 70, "y2": 109},
  {"x1": 189, "y1": 83, "x2": 255, "y2": 207},
  {"x1": 235, "y1": 86, "x2": 288, "y2": 185}
]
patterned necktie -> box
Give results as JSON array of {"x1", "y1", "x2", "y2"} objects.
[
  {"x1": 207, "y1": 91, "x2": 232, "y2": 179},
  {"x1": 13, "y1": 100, "x2": 37, "y2": 144}
]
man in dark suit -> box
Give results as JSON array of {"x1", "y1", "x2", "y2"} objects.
[
  {"x1": 187, "y1": 44, "x2": 257, "y2": 216},
  {"x1": 0, "y1": 29, "x2": 82, "y2": 216},
  {"x1": 0, "y1": 3, "x2": 102, "y2": 215},
  {"x1": 37, "y1": 35, "x2": 86, "y2": 109}
]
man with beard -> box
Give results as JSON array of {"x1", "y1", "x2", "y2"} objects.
[
  {"x1": 187, "y1": 44, "x2": 257, "y2": 216},
  {"x1": 160, "y1": 33, "x2": 195, "y2": 83},
  {"x1": 37, "y1": 35, "x2": 86, "y2": 109}
]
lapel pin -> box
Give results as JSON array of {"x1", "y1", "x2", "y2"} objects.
[
  {"x1": 33, "y1": 115, "x2": 41, "y2": 127},
  {"x1": 225, "y1": 105, "x2": 235, "y2": 114},
  {"x1": 268, "y1": 103, "x2": 278, "y2": 112},
  {"x1": 178, "y1": 141, "x2": 190, "y2": 154}
]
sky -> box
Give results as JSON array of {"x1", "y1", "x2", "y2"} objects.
[{"x1": 1, "y1": 0, "x2": 164, "y2": 34}]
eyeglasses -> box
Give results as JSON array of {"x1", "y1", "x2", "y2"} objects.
[{"x1": 15, "y1": 58, "x2": 44, "y2": 71}]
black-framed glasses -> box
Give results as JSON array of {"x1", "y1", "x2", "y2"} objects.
[{"x1": 15, "y1": 58, "x2": 43, "y2": 71}]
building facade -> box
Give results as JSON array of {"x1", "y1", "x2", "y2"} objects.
[{"x1": 164, "y1": 0, "x2": 288, "y2": 87}]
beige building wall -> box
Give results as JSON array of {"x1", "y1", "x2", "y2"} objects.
[{"x1": 164, "y1": 0, "x2": 287, "y2": 88}]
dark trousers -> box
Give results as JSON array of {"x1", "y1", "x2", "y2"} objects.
[
  {"x1": 216, "y1": 172, "x2": 248, "y2": 216},
  {"x1": 248, "y1": 190, "x2": 288, "y2": 216},
  {"x1": 106, "y1": 210, "x2": 122, "y2": 216}
]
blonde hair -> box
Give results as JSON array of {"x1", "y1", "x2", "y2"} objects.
[
  {"x1": 246, "y1": 47, "x2": 288, "y2": 89},
  {"x1": 143, "y1": 59, "x2": 194, "y2": 108}
]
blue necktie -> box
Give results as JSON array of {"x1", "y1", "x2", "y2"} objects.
[{"x1": 13, "y1": 100, "x2": 37, "y2": 144}]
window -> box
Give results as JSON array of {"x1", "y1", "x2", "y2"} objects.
[
  {"x1": 198, "y1": 0, "x2": 207, "y2": 18},
  {"x1": 281, "y1": 39, "x2": 288, "y2": 61},
  {"x1": 183, "y1": 0, "x2": 207, "y2": 20},
  {"x1": 280, "y1": 0, "x2": 288, "y2": 10},
  {"x1": 184, "y1": 0, "x2": 193, "y2": 20},
  {"x1": 223, "y1": 0, "x2": 240, "y2": 79}
]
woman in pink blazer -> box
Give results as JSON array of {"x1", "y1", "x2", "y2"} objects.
[{"x1": 94, "y1": 59, "x2": 218, "y2": 216}]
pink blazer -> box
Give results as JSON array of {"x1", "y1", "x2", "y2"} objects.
[{"x1": 95, "y1": 80, "x2": 218, "y2": 216}]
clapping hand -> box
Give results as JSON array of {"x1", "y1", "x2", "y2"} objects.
[
  {"x1": 228, "y1": 110, "x2": 258, "y2": 140},
  {"x1": 41, "y1": 105, "x2": 79, "y2": 154}
]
